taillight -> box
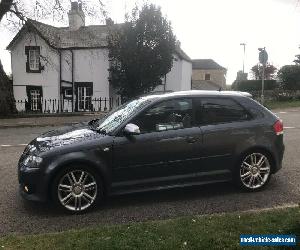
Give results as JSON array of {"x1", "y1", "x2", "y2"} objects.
[{"x1": 273, "y1": 120, "x2": 283, "y2": 135}]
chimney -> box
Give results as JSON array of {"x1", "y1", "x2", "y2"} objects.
[{"x1": 68, "y1": 1, "x2": 85, "y2": 31}]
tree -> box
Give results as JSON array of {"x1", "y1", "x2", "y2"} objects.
[
  {"x1": 250, "y1": 63, "x2": 277, "y2": 80},
  {"x1": 277, "y1": 65, "x2": 300, "y2": 90},
  {"x1": 107, "y1": 4, "x2": 176, "y2": 100},
  {"x1": 293, "y1": 54, "x2": 300, "y2": 65},
  {"x1": 293, "y1": 46, "x2": 300, "y2": 64},
  {"x1": 0, "y1": 0, "x2": 105, "y2": 115},
  {"x1": 0, "y1": 0, "x2": 17, "y2": 115}
]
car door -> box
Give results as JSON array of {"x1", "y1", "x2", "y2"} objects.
[
  {"x1": 111, "y1": 98, "x2": 203, "y2": 189},
  {"x1": 194, "y1": 97, "x2": 252, "y2": 176}
]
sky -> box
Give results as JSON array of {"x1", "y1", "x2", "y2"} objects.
[{"x1": 0, "y1": 0, "x2": 300, "y2": 85}]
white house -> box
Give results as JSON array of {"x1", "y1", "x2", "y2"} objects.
[{"x1": 7, "y1": 1, "x2": 192, "y2": 113}]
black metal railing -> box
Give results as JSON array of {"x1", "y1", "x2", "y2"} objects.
[{"x1": 10, "y1": 97, "x2": 122, "y2": 114}]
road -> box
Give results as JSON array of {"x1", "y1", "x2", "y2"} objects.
[{"x1": 0, "y1": 109, "x2": 299, "y2": 236}]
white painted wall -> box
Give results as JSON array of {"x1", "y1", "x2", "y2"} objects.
[
  {"x1": 181, "y1": 60, "x2": 192, "y2": 90},
  {"x1": 60, "y1": 48, "x2": 110, "y2": 111},
  {"x1": 154, "y1": 55, "x2": 192, "y2": 93},
  {"x1": 11, "y1": 31, "x2": 60, "y2": 111},
  {"x1": 165, "y1": 54, "x2": 183, "y2": 92},
  {"x1": 10, "y1": 31, "x2": 111, "y2": 112},
  {"x1": 61, "y1": 50, "x2": 72, "y2": 83},
  {"x1": 73, "y1": 49, "x2": 109, "y2": 98}
]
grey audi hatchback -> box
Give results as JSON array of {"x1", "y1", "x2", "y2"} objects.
[{"x1": 18, "y1": 90, "x2": 284, "y2": 213}]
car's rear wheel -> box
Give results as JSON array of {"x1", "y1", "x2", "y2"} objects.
[
  {"x1": 52, "y1": 165, "x2": 103, "y2": 213},
  {"x1": 236, "y1": 151, "x2": 272, "y2": 191}
]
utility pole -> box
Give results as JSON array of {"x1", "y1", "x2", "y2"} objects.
[
  {"x1": 258, "y1": 47, "x2": 268, "y2": 105},
  {"x1": 240, "y1": 43, "x2": 246, "y2": 73}
]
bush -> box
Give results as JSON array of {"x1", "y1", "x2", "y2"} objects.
[{"x1": 277, "y1": 65, "x2": 300, "y2": 90}]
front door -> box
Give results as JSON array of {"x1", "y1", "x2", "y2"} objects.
[
  {"x1": 26, "y1": 85, "x2": 43, "y2": 112},
  {"x1": 111, "y1": 98, "x2": 203, "y2": 190},
  {"x1": 76, "y1": 82, "x2": 93, "y2": 111}
]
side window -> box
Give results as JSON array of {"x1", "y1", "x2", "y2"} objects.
[
  {"x1": 195, "y1": 97, "x2": 250, "y2": 125},
  {"x1": 132, "y1": 99, "x2": 193, "y2": 133}
]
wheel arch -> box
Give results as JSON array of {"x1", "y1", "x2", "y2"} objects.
[
  {"x1": 45, "y1": 155, "x2": 111, "y2": 200},
  {"x1": 234, "y1": 146, "x2": 276, "y2": 173}
]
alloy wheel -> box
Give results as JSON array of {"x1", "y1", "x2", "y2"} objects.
[
  {"x1": 240, "y1": 153, "x2": 271, "y2": 189},
  {"x1": 57, "y1": 170, "x2": 98, "y2": 211}
]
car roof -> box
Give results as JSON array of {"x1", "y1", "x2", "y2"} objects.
[{"x1": 140, "y1": 90, "x2": 252, "y2": 101}]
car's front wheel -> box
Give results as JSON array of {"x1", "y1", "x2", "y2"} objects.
[
  {"x1": 52, "y1": 165, "x2": 102, "y2": 213},
  {"x1": 236, "y1": 151, "x2": 272, "y2": 191}
]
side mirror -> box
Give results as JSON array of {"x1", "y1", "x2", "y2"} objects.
[{"x1": 124, "y1": 123, "x2": 140, "y2": 135}]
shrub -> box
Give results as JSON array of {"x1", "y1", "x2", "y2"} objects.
[{"x1": 232, "y1": 80, "x2": 278, "y2": 91}]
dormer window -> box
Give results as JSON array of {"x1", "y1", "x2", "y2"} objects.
[{"x1": 25, "y1": 46, "x2": 41, "y2": 73}]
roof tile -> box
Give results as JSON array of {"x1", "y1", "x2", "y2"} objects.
[{"x1": 192, "y1": 59, "x2": 226, "y2": 70}]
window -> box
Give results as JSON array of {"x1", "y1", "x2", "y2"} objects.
[
  {"x1": 75, "y1": 82, "x2": 93, "y2": 111},
  {"x1": 205, "y1": 73, "x2": 211, "y2": 81},
  {"x1": 97, "y1": 98, "x2": 150, "y2": 134},
  {"x1": 30, "y1": 89, "x2": 41, "y2": 111},
  {"x1": 195, "y1": 98, "x2": 250, "y2": 125},
  {"x1": 64, "y1": 88, "x2": 73, "y2": 98},
  {"x1": 132, "y1": 98, "x2": 193, "y2": 133},
  {"x1": 25, "y1": 46, "x2": 41, "y2": 73},
  {"x1": 29, "y1": 49, "x2": 40, "y2": 70}
]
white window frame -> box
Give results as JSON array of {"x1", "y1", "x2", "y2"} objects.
[
  {"x1": 29, "y1": 49, "x2": 40, "y2": 71},
  {"x1": 64, "y1": 88, "x2": 73, "y2": 98},
  {"x1": 77, "y1": 86, "x2": 92, "y2": 111},
  {"x1": 30, "y1": 89, "x2": 41, "y2": 111}
]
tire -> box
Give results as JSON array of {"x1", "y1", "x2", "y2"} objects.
[
  {"x1": 234, "y1": 151, "x2": 272, "y2": 191},
  {"x1": 51, "y1": 165, "x2": 103, "y2": 213}
]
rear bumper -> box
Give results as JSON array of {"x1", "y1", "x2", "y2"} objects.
[{"x1": 272, "y1": 139, "x2": 285, "y2": 174}]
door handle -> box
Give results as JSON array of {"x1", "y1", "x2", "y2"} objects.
[{"x1": 186, "y1": 137, "x2": 198, "y2": 143}]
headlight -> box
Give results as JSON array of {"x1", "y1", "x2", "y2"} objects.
[{"x1": 23, "y1": 155, "x2": 43, "y2": 168}]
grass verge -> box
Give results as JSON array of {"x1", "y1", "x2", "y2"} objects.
[
  {"x1": 265, "y1": 100, "x2": 300, "y2": 110},
  {"x1": 0, "y1": 206, "x2": 299, "y2": 250}
]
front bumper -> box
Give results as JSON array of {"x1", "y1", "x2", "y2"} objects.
[{"x1": 18, "y1": 163, "x2": 48, "y2": 202}]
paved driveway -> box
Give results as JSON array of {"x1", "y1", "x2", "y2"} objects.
[{"x1": 0, "y1": 109, "x2": 299, "y2": 236}]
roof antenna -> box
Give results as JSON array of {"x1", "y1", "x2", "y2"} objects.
[{"x1": 219, "y1": 87, "x2": 222, "y2": 91}]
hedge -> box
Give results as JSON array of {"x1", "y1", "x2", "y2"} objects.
[{"x1": 232, "y1": 80, "x2": 278, "y2": 91}]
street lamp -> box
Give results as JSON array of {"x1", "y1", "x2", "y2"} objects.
[
  {"x1": 258, "y1": 47, "x2": 268, "y2": 105},
  {"x1": 240, "y1": 43, "x2": 246, "y2": 73}
]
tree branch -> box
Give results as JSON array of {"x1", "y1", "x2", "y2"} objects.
[{"x1": 0, "y1": 0, "x2": 13, "y2": 22}]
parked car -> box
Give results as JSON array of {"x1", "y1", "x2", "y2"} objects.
[{"x1": 18, "y1": 90, "x2": 284, "y2": 213}]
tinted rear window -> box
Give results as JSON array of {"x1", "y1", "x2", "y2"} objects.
[{"x1": 195, "y1": 97, "x2": 250, "y2": 125}]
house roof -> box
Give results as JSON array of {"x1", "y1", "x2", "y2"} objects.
[
  {"x1": 7, "y1": 19, "x2": 110, "y2": 49},
  {"x1": 192, "y1": 59, "x2": 226, "y2": 70},
  {"x1": 191, "y1": 80, "x2": 222, "y2": 90},
  {"x1": 175, "y1": 47, "x2": 192, "y2": 62},
  {"x1": 7, "y1": 19, "x2": 191, "y2": 62}
]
